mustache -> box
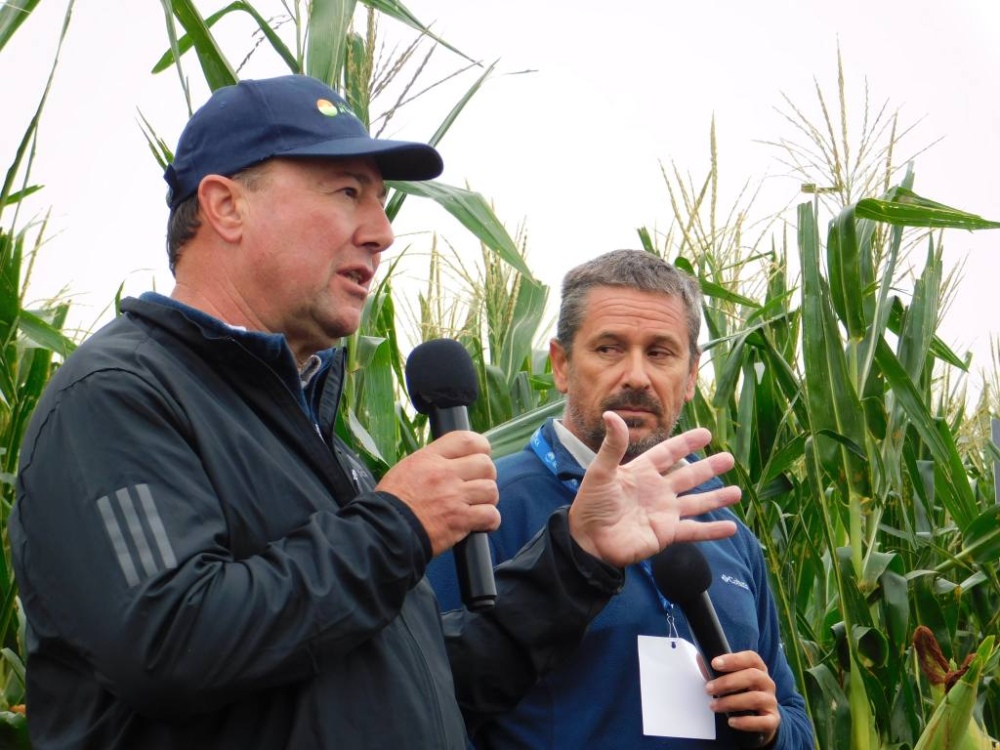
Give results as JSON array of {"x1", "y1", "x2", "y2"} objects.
[{"x1": 601, "y1": 391, "x2": 664, "y2": 416}]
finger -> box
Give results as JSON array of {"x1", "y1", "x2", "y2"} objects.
[
  {"x1": 447, "y1": 452, "x2": 498, "y2": 482},
  {"x1": 707, "y1": 671, "x2": 778, "y2": 711},
  {"x1": 592, "y1": 411, "x2": 629, "y2": 469},
  {"x1": 706, "y1": 664, "x2": 770, "y2": 696},
  {"x1": 724, "y1": 712, "x2": 779, "y2": 743},
  {"x1": 662, "y1": 451, "x2": 735, "y2": 493},
  {"x1": 711, "y1": 652, "x2": 767, "y2": 674},
  {"x1": 639, "y1": 427, "x2": 714, "y2": 473},
  {"x1": 461, "y1": 478, "x2": 500, "y2": 507},
  {"x1": 429, "y1": 430, "x2": 493, "y2": 459},
  {"x1": 673, "y1": 484, "x2": 742, "y2": 519},
  {"x1": 671, "y1": 518, "x2": 738, "y2": 543},
  {"x1": 711, "y1": 687, "x2": 777, "y2": 717},
  {"x1": 466, "y1": 503, "x2": 502, "y2": 533}
]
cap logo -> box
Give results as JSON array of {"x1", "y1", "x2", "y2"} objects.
[{"x1": 316, "y1": 98, "x2": 352, "y2": 117}]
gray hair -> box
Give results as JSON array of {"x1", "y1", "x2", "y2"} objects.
[{"x1": 555, "y1": 249, "x2": 702, "y2": 359}]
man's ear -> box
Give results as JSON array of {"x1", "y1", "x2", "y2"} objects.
[
  {"x1": 550, "y1": 338, "x2": 570, "y2": 394},
  {"x1": 196, "y1": 175, "x2": 245, "y2": 244}
]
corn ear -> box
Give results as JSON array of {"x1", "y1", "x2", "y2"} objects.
[{"x1": 914, "y1": 637, "x2": 997, "y2": 750}]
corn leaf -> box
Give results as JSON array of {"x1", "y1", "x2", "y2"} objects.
[
  {"x1": 161, "y1": 0, "x2": 237, "y2": 90},
  {"x1": 0, "y1": 0, "x2": 42, "y2": 53},
  {"x1": 387, "y1": 180, "x2": 533, "y2": 279},
  {"x1": 305, "y1": 0, "x2": 356, "y2": 85},
  {"x1": 151, "y1": 1, "x2": 298, "y2": 74}
]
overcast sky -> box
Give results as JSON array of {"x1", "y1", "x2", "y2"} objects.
[{"x1": 5, "y1": 0, "x2": 1000, "y2": 389}]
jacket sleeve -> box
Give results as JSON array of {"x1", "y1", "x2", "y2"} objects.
[
  {"x1": 747, "y1": 538, "x2": 815, "y2": 750},
  {"x1": 11, "y1": 369, "x2": 430, "y2": 719},
  {"x1": 441, "y1": 508, "x2": 624, "y2": 735}
]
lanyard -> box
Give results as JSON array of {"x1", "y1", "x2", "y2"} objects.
[{"x1": 529, "y1": 425, "x2": 678, "y2": 636}]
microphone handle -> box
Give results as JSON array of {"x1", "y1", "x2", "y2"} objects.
[
  {"x1": 683, "y1": 593, "x2": 768, "y2": 749},
  {"x1": 454, "y1": 533, "x2": 497, "y2": 612},
  {"x1": 684, "y1": 592, "x2": 732, "y2": 677},
  {"x1": 429, "y1": 405, "x2": 471, "y2": 435},
  {"x1": 428, "y1": 405, "x2": 498, "y2": 612}
]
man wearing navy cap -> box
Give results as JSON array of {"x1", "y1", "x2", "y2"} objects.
[{"x1": 9, "y1": 75, "x2": 743, "y2": 749}]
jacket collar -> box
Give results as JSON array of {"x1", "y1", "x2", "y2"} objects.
[{"x1": 122, "y1": 293, "x2": 347, "y2": 427}]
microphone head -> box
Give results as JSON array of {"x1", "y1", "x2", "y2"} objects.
[
  {"x1": 650, "y1": 542, "x2": 713, "y2": 604},
  {"x1": 405, "y1": 339, "x2": 479, "y2": 414}
]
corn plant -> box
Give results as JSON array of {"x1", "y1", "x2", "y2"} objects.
[
  {"x1": 1, "y1": 0, "x2": 80, "y2": 746},
  {"x1": 658, "y1": 56, "x2": 1000, "y2": 748}
]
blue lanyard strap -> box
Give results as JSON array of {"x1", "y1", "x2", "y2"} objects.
[
  {"x1": 529, "y1": 427, "x2": 580, "y2": 492},
  {"x1": 528, "y1": 425, "x2": 675, "y2": 622},
  {"x1": 639, "y1": 559, "x2": 676, "y2": 621}
]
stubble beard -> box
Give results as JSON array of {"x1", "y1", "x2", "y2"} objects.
[{"x1": 567, "y1": 390, "x2": 680, "y2": 463}]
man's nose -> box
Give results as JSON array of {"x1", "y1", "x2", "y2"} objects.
[
  {"x1": 357, "y1": 202, "x2": 394, "y2": 254},
  {"x1": 619, "y1": 351, "x2": 652, "y2": 389}
]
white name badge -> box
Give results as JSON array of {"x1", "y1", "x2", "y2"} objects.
[{"x1": 637, "y1": 635, "x2": 716, "y2": 740}]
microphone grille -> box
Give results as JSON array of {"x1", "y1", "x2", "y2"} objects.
[
  {"x1": 405, "y1": 339, "x2": 479, "y2": 414},
  {"x1": 649, "y1": 542, "x2": 713, "y2": 604}
]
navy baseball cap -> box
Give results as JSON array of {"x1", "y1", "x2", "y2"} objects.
[{"x1": 163, "y1": 74, "x2": 444, "y2": 209}]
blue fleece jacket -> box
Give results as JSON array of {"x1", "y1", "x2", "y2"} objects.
[{"x1": 426, "y1": 419, "x2": 814, "y2": 749}]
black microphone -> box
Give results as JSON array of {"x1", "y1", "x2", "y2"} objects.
[
  {"x1": 405, "y1": 338, "x2": 498, "y2": 612},
  {"x1": 651, "y1": 542, "x2": 768, "y2": 749}
]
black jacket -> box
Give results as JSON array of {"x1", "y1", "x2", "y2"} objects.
[{"x1": 10, "y1": 294, "x2": 623, "y2": 749}]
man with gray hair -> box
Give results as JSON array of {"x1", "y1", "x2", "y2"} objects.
[{"x1": 429, "y1": 249, "x2": 814, "y2": 748}]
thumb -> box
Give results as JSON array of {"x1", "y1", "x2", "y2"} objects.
[{"x1": 593, "y1": 411, "x2": 628, "y2": 470}]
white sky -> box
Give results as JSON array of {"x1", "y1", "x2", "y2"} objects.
[{"x1": 5, "y1": 0, "x2": 1000, "y2": 390}]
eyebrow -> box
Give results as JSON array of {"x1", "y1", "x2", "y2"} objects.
[
  {"x1": 336, "y1": 168, "x2": 389, "y2": 201},
  {"x1": 593, "y1": 331, "x2": 683, "y2": 348}
]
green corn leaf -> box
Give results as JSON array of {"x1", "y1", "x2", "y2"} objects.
[
  {"x1": 384, "y1": 62, "x2": 496, "y2": 221},
  {"x1": 494, "y1": 277, "x2": 548, "y2": 391},
  {"x1": 874, "y1": 338, "x2": 977, "y2": 529},
  {"x1": 0, "y1": 710, "x2": 29, "y2": 750},
  {"x1": 0, "y1": 186, "x2": 42, "y2": 207},
  {"x1": 937, "y1": 505, "x2": 1000, "y2": 571},
  {"x1": 161, "y1": 0, "x2": 237, "y2": 90},
  {"x1": 471, "y1": 364, "x2": 512, "y2": 433},
  {"x1": 798, "y1": 202, "x2": 870, "y2": 497},
  {"x1": 485, "y1": 399, "x2": 565, "y2": 459},
  {"x1": 305, "y1": 0, "x2": 356, "y2": 84},
  {"x1": 804, "y1": 663, "x2": 852, "y2": 750},
  {"x1": 827, "y1": 205, "x2": 866, "y2": 338},
  {"x1": 424, "y1": 61, "x2": 496, "y2": 150},
  {"x1": 885, "y1": 296, "x2": 966, "y2": 370},
  {"x1": 0, "y1": 0, "x2": 42, "y2": 53},
  {"x1": 17, "y1": 308, "x2": 76, "y2": 357},
  {"x1": 387, "y1": 180, "x2": 533, "y2": 279},
  {"x1": 151, "y1": 1, "x2": 298, "y2": 75},
  {"x1": 364, "y1": 0, "x2": 473, "y2": 61},
  {"x1": 856, "y1": 189, "x2": 1000, "y2": 230}
]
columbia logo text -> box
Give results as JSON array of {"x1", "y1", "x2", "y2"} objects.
[{"x1": 721, "y1": 574, "x2": 750, "y2": 591}]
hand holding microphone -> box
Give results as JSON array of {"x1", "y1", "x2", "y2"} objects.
[
  {"x1": 652, "y1": 542, "x2": 775, "y2": 748},
  {"x1": 391, "y1": 338, "x2": 498, "y2": 612}
]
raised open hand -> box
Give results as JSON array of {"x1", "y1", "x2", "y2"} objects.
[{"x1": 567, "y1": 412, "x2": 740, "y2": 567}]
